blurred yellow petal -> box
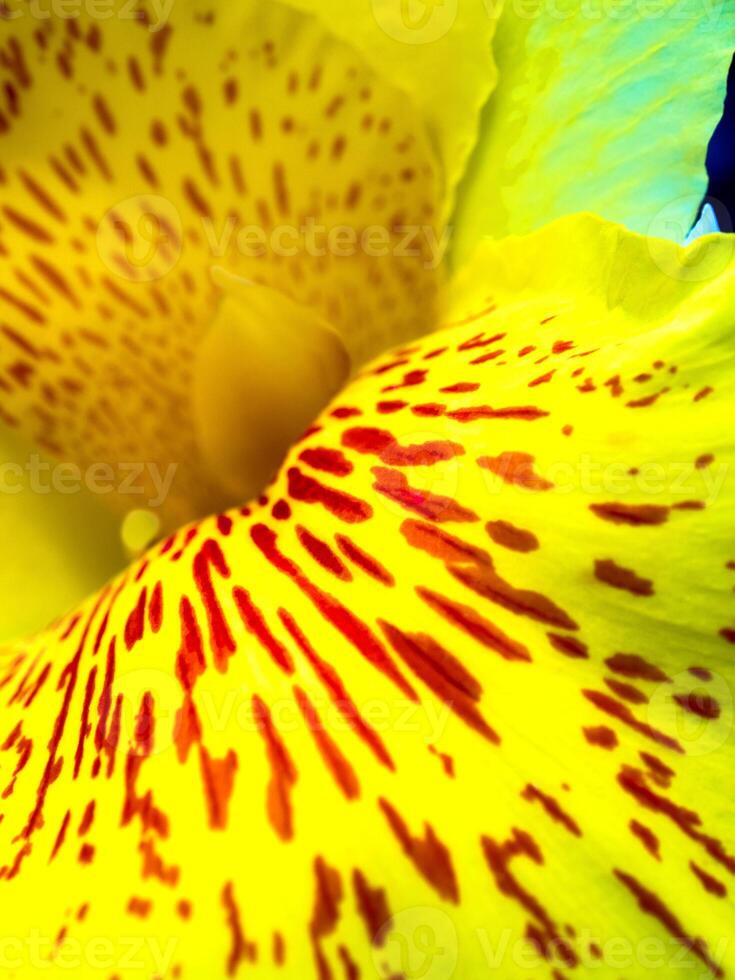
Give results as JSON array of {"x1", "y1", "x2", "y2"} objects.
[
  {"x1": 453, "y1": 0, "x2": 735, "y2": 263},
  {"x1": 2, "y1": 215, "x2": 735, "y2": 977},
  {"x1": 282, "y1": 0, "x2": 500, "y2": 212},
  {"x1": 0, "y1": 424, "x2": 123, "y2": 642},
  {"x1": 0, "y1": 0, "x2": 443, "y2": 528}
]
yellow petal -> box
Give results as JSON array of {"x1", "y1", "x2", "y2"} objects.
[
  {"x1": 2, "y1": 214, "x2": 735, "y2": 977},
  {"x1": 282, "y1": 0, "x2": 499, "y2": 212},
  {"x1": 0, "y1": 0, "x2": 443, "y2": 527},
  {"x1": 453, "y1": 1, "x2": 734, "y2": 263}
]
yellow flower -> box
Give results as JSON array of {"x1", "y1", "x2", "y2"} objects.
[{"x1": 0, "y1": 1, "x2": 734, "y2": 977}]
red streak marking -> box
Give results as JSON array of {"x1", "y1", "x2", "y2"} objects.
[
  {"x1": 548, "y1": 633, "x2": 589, "y2": 659},
  {"x1": 690, "y1": 861, "x2": 727, "y2": 897},
  {"x1": 73, "y1": 666, "x2": 97, "y2": 778},
  {"x1": 50, "y1": 811, "x2": 71, "y2": 862},
  {"x1": 271, "y1": 499, "x2": 291, "y2": 520},
  {"x1": 482, "y1": 829, "x2": 578, "y2": 968},
  {"x1": 441, "y1": 382, "x2": 479, "y2": 393},
  {"x1": 582, "y1": 726, "x2": 618, "y2": 749},
  {"x1": 217, "y1": 514, "x2": 233, "y2": 537},
  {"x1": 674, "y1": 692, "x2": 720, "y2": 719},
  {"x1": 417, "y1": 587, "x2": 531, "y2": 662},
  {"x1": 310, "y1": 857, "x2": 344, "y2": 980},
  {"x1": 552, "y1": 340, "x2": 574, "y2": 353},
  {"x1": 619, "y1": 767, "x2": 735, "y2": 873},
  {"x1": 380, "y1": 622, "x2": 499, "y2": 742},
  {"x1": 452, "y1": 560, "x2": 578, "y2": 630},
  {"x1": 411, "y1": 402, "x2": 446, "y2": 417},
  {"x1": 253, "y1": 695, "x2": 298, "y2": 841},
  {"x1": 135, "y1": 692, "x2": 155, "y2": 756},
  {"x1": 22, "y1": 591, "x2": 107, "y2": 841},
  {"x1": 529, "y1": 369, "x2": 556, "y2": 387},
  {"x1": 373, "y1": 467, "x2": 479, "y2": 523},
  {"x1": 584, "y1": 691, "x2": 683, "y2": 753},
  {"x1": 486, "y1": 520, "x2": 539, "y2": 552},
  {"x1": 457, "y1": 329, "x2": 505, "y2": 349},
  {"x1": 382, "y1": 368, "x2": 427, "y2": 393},
  {"x1": 605, "y1": 677, "x2": 648, "y2": 704},
  {"x1": 594, "y1": 559, "x2": 654, "y2": 596},
  {"x1": 522, "y1": 784, "x2": 582, "y2": 836},
  {"x1": 605, "y1": 653, "x2": 669, "y2": 683},
  {"x1": 353, "y1": 869, "x2": 390, "y2": 946},
  {"x1": 478, "y1": 452, "x2": 553, "y2": 491},
  {"x1": 590, "y1": 502, "x2": 670, "y2": 526},
  {"x1": 193, "y1": 539, "x2": 236, "y2": 672},
  {"x1": 278, "y1": 609, "x2": 394, "y2": 770},
  {"x1": 377, "y1": 399, "x2": 408, "y2": 413},
  {"x1": 233, "y1": 588, "x2": 294, "y2": 674},
  {"x1": 124, "y1": 587, "x2": 147, "y2": 651},
  {"x1": 176, "y1": 596, "x2": 206, "y2": 691},
  {"x1": 294, "y1": 686, "x2": 360, "y2": 800},
  {"x1": 630, "y1": 819, "x2": 660, "y2": 859},
  {"x1": 331, "y1": 406, "x2": 362, "y2": 418},
  {"x1": 379, "y1": 798, "x2": 459, "y2": 903},
  {"x1": 335, "y1": 534, "x2": 395, "y2": 586},
  {"x1": 199, "y1": 746, "x2": 238, "y2": 830},
  {"x1": 640, "y1": 751, "x2": 675, "y2": 786},
  {"x1": 299, "y1": 447, "x2": 353, "y2": 476},
  {"x1": 148, "y1": 581, "x2": 163, "y2": 633},
  {"x1": 222, "y1": 882, "x2": 256, "y2": 976},
  {"x1": 447, "y1": 405, "x2": 549, "y2": 422},
  {"x1": 343, "y1": 426, "x2": 464, "y2": 467},
  {"x1": 174, "y1": 695, "x2": 202, "y2": 764},
  {"x1": 252, "y1": 524, "x2": 416, "y2": 700},
  {"x1": 287, "y1": 467, "x2": 372, "y2": 523},
  {"x1": 614, "y1": 870, "x2": 723, "y2": 977},
  {"x1": 296, "y1": 526, "x2": 352, "y2": 581}
]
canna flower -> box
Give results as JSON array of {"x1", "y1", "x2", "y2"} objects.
[{"x1": 0, "y1": 1, "x2": 734, "y2": 978}]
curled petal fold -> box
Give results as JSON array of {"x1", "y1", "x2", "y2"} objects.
[{"x1": 1, "y1": 215, "x2": 735, "y2": 977}]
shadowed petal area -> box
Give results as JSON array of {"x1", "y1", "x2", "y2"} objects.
[
  {"x1": 0, "y1": 424, "x2": 124, "y2": 643},
  {"x1": 1, "y1": 215, "x2": 734, "y2": 977},
  {"x1": 0, "y1": 0, "x2": 443, "y2": 528},
  {"x1": 453, "y1": 0, "x2": 735, "y2": 263}
]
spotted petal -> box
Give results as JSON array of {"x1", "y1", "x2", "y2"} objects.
[
  {"x1": 281, "y1": 0, "x2": 499, "y2": 213},
  {"x1": 1, "y1": 215, "x2": 735, "y2": 978},
  {"x1": 0, "y1": 0, "x2": 443, "y2": 527},
  {"x1": 453, "y1": 0, "x2": 735, "y2": 262}
]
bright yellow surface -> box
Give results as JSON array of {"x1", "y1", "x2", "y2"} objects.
[{"x1": 1, "y1": 215, "x2": 734, "y2": 977}]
